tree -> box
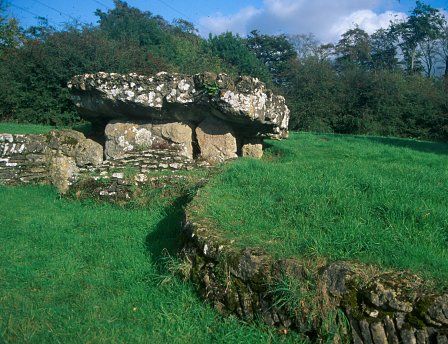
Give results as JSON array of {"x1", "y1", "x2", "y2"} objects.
[
  {"x1": 95, "y1": 0, "x2": 165, "y2": 46},
  {"x1": 315, "y1": 43, "x2": 335, "y2": 62},
  {"x1": 287, "y1": 33, "x2": 320, "y2": 60},
  {"x1": 335, "y1": 26, "x2": 371, "y2": 69},
  {"x1": 393, "y1": 0, "x2": 444, "y2": 74},
  {"x1": 208, "y1": 32, "x2": 271, "y2": 82},
  {"x1": 438, "y1": 22, "x2": 448, "y2": 77},
  {"x1": 173, "y1": 19, "x2": 198, "y2": 35},
  {"x1": 419, "y1": 36, "x2": 439, "y2": 77},
  {"x1": 371, "y1": 28, "x2": 399, "y2": 70},
  {"x1": 0, "y1": 1, "x2": 24, "y2": 55},
  {"x1": 246, "y1": 30, "x2": 297, "y2": 85}
]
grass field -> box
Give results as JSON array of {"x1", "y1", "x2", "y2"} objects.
[
  {"x1": 1, "y1": 122, "x2": 447, "y2": 342},
  {"x1": 195, "y1": 132, "x2": 448, "y2": 283},
  {"x1": 0, "y1": 122, "x2": 56, "y2": 134},
  {"x1": 0, "y1": 122, "x2": 92, "y2": 135},
  {"x1": 0, "y1": 186, "x2": 303, "y2": 343}
]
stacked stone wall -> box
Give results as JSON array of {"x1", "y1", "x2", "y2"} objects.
[
  {"x1": 182, "y1": 193, "x2": 448, "y2": 343},
  {"x1": 0, "y1": 134, "x2": 50, "y2": 184},
  {"x1": 0, "y1": 128, "x2": 206, "y2": 193}
]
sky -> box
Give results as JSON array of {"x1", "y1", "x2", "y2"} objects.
[{"x1": 5, "y1": 0, "x2": 448, "y2": 43}]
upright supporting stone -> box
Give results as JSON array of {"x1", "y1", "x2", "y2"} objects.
[
  {"x1": 195, "y1": 117, "x2": 237, "y2": 164},
  {"x1": 49, "y1": 155, "x2": 78, "y2": 193},
  {"x1": 48, "y1": 130, "x2": 103, "y2": 166},
  {"x1": 241, "y1": 138, "x2": 263, "y2": 159},
  {"x1": 104, "y1": 121, "x2": 193, "y2": 160}
]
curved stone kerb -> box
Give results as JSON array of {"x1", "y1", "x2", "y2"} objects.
[{"x1": 182, "y1": 191, "x2": 448, "y2": 343}]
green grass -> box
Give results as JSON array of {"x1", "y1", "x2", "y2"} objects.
[
  {"x1": 0, "y1": 122, "x2": 56, "y2": 134},
  {"x1": 194, "y1": 132, "x2": 448, "y2": 283},
  {"x1": 0, "y1": 185, "x2": 304, "y2": 343},
  {"x1": 0, "y1": 122, "x2": 92, "y2": 135}
]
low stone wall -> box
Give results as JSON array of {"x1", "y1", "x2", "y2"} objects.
[
  {"x1": 0, "y1": 134, "x2": 50, "y2": 184},
  {"x1": 182, "y1": 193, "x2": 448, "y2": 343},
  {"x1": 0, "y1": 129, "x2": 206, "y2": 193}
]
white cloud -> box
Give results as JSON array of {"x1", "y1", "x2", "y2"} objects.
[
  {"x1": 330, "y1": 10, "x2": 407, "y2": 40},
  {"x1": 199, "y1": 7, "x2": 261, "y2": 37},
  {"x1": 198, "y1": 0, "x2": 408, "y2": 42}
]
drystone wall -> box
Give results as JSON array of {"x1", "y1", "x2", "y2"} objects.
[
  {"x1": 0, "y1": 133, "x2": 50, "y2": 184},
  {"x1": 182, "y1": 194, "x2": 448, "y2": 344},
  {"x1": 0, "y1": 130, "x2": 105, "y2": 191},
  {"x1": 1, "y1": 71, "x2": 291, "y2": 192},
  {"x1": 0, "y1": 128, "x2": 205, "y2": 194}
]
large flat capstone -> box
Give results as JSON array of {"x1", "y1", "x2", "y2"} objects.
[{"x1": 68, "y1": 72, "x2": 290, "y2": 139}]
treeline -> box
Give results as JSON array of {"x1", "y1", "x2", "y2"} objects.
[{"x1": 0, "y1": 0, "x2": 447, "y2": 140}]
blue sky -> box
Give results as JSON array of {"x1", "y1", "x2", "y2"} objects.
[{"x1": 6, "y1": 0, "x2": 448, "y2": 42}]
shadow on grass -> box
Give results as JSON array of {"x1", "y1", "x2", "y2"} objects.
[
  {"x1": 356, "y1": 136, "x2": 448, "y2": 156},
  {"x1": 144, "y1": 194, "x2": 192, "y2": 273}
]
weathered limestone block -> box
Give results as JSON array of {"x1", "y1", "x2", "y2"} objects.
[
  {"x1": 241, "y1": 138, "x2": 263, "y2": 159},
  {"x1": 48, "y1": 130, "x2": 103, "y2": 166},
  {"x1": 195, "y1": 117, "x2": 237, "y2": 164},
  {"x1": 150, "y1": 122, "x2": 193, "y2": 158},
  {"x1": 49, "y1": 155, "x2": 78, "y2": 193},
  {"x1": 104, "y1": 121, "x2": 193, "y2": 160},
  {"x1": 68, "y1": 71, "x2": 290, "y2": 138}
]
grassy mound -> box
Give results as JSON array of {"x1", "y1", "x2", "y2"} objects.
[
  {"x1": 0, "y1": 185, "x2": 303, "y2": 343},
  {"x1": 194, "y1": 132, "x2": 448, "y2": 283}
]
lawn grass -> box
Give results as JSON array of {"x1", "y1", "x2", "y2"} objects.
[
  {"x1": 0, "y1": 122, "x2": 56, "y2": 134},
  {"x1": 0, "y1": 122, "x2": 92, "y2": 135},
  {"x1": 194, "y1": 132, "x2": 448, "y2": 283},
  {"x1": 0, "y1": 185, "x2": 304, "y2": 343}
]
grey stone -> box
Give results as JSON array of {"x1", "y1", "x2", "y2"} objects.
[
  {"x1": 401, "y1": 329, "x2": 417, "y2": 344},
  {"x1": 68, "y1": 71, "x2": 290, "y2": 138},
  {"x1": 195, "y1": 117, "x2": 237, "y2": 164},
  {"x1": 359, "y1": 319, "x2": 374, "y2": 344},
  {"x1": 49, "y1": 155, "x2": 78, "y2": 193},
  {"x1": 383, "y1": 316, "x2": 399, "y2": 344},
  {"x1": 104, "y1": 121, "x2": 193, "y2": 160},
  {"x1": 48, "y1": 130, "x2": 103, "y2": 166},
  {"x1": 241, "y1": 138, "x2": 263, "y2": 159},
  {"x1": 371, "y1": 321, "x2": 388, "y2": 344},
  {"x1": 436, "y1": 334, "x2": 448, "y2": 344},
  {"x1": 415, "y1": 329, "x2": 429, "y2": 344},
  {"x1": 428, "y1": 295, "x2": 448, "y2": 326}
]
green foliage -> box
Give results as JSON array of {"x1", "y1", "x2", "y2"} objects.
[
  {"x1": 207, "y1": 32, "x2": 272, "y2": 83},
  {"x1": 392, "y1": 0, "x2": 445, "y2": 73},
  {"x1": 204, "y1": 81, "x2": 221, "y2": 96},
  {"x1": 370, "y1": 28, "x2": 399, "y2": 70},
  {"x1": 0, "y1": 11, "x2": 23, "y2": 54},
  {"x1": 335, "y1": 26, "x2": 372, "y2": 69},
  {"x1": 95, "y1": 0, "x2": 164, "y2": 46},
  {"x1": 285, "y1": 58, "x2": 340, "y2": 132},
  {"x1": 0, "y1": 121, "x2": 55, "y2": 134},
  {"x1": 286, "y1": 61, "x2": 448, "y2": 140},
  {"x1": 246, "y1": 30, "x2": 297, "y2": 85},
  {"x1": 0, "y1": 0, "x2": 447, "y2": 141},
  {"x1": 0, "y1": 185, "x2": 304, "y2": 343},
  {"x1": 194, "y1": 132, "x2": 448, "y2": 284}
]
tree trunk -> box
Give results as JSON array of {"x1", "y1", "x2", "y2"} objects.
[{"x1": 410, "y1": 49, "x2": 416, "y2": 73}]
